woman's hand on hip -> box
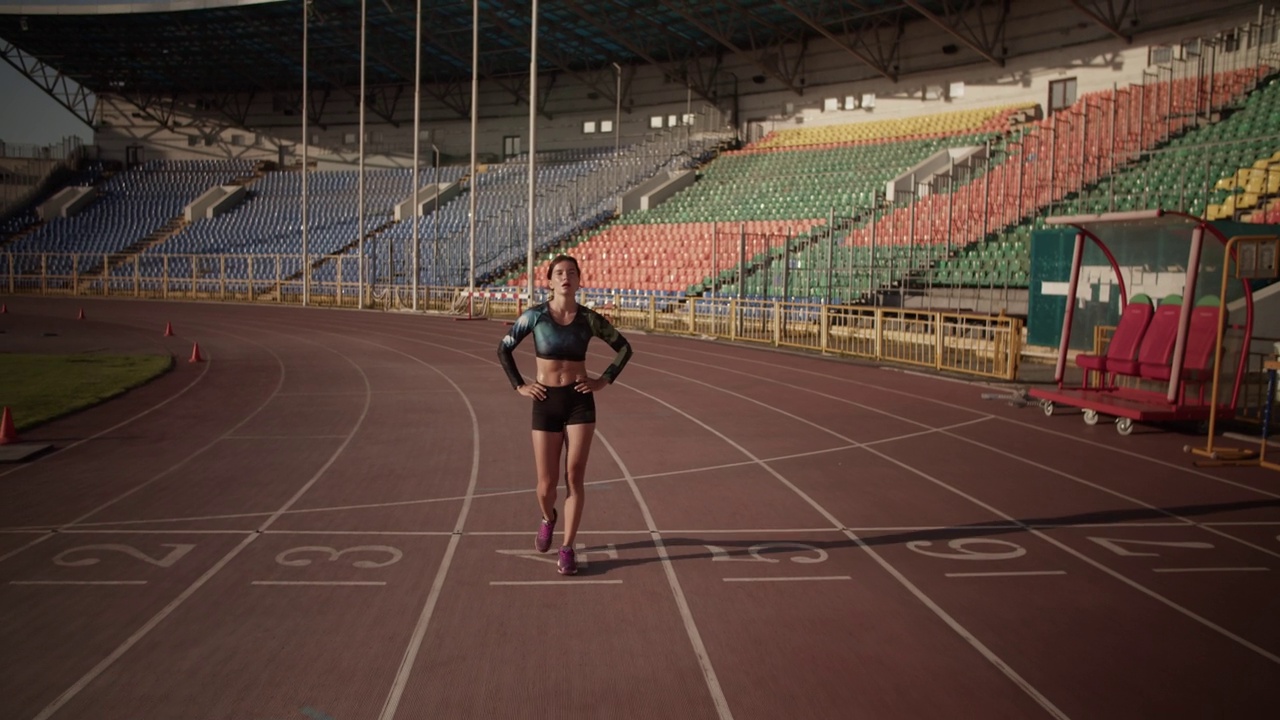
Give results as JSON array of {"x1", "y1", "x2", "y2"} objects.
[
  {"x1": 518, "y1": 383, "x2": 547, "y2": 400},
  {"x1": 575, "y1": 376, "x2": 608, "y2": 394}
]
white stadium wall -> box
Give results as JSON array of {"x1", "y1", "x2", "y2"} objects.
[{"x1": 90, "y1": 1, "x2": 1267, "y2": 168}]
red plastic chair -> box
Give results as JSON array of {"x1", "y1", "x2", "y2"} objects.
[
  {"x1": 1075, "y1": 295, "x2": 1154, "y2": 388},
  {"x1": 1140, "y1": 303, "x2": 1221, "y2": 395},
  {"x1": 1109, "y1": 298, "x2": 1181, "y2": 377}
]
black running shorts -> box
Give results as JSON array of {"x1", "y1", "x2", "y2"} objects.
[{"x1": 532, "y1": 385, "x2": 597, "y2": 432}]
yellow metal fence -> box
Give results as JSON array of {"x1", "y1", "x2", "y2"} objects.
[{"x1": 3, "y1": 252, "x2": 1023, "y2": 381}]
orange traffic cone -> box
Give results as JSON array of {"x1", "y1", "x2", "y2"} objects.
[
  {"x1": 76, "y1": 308, "x2": 85, "y2": 320},
  {"x1": 164, "y1": 322, "x2": 174, "y2": 337},
  {"x1": 0, "y1": 406, "x2": 19, "y2": 445},
  {"x1": 189, "y1": 342, "x2": 203, "y2": 363}
]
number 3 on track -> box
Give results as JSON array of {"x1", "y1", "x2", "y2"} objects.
[{"x1": 906, "y1": 538, "x2": 1027, "y2": 560}]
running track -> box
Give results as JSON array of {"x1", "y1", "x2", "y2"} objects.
[{"x1": 1, "y1": 297, "x2": 1278, "y2": 720}]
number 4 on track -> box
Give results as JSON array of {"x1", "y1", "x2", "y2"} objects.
[{"x1": 1087, "y1": 537, "x2": 1213, "y2": 557}]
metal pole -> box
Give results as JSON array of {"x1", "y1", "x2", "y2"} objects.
[
  {"x1": 1207, "y1": 40, "x2": 1217, "y2": 116},
  {"x1": 1138, "y1": 75, "x2": 1147, "y2": 152},
  {"x1": 357, "y1": 0, "x2": 367, "y2": 309},
  {"x1": 433, "y1": 144, "x2": 439, "y2": 288},
  {"x1": 1110, "y1": 88, "x2": 1118, "y2": 211},
  {"x1": 738, "y1": 222, "x2": 745, "y2": 301},
  {"x1": 527, "y1": 0, "x2": 539, "y2": 305},
  {"x1": 1079, "y1": 104, "x2": 1090, "y2": 187},
  {"x1": 1048, "y1": 114, "x2": 1058, "y2": 216},
  {"x1": 470, "y1": 0, "x2": 480, "y2": 311},
  {"x1": 301, "y1": 0, "x2": 310, "y2": 307},
  {"x1": 824, "y1": 207, "x2": 834, "y2": 305},
  {"x1": 982, "y1": 143, "x2": 991, "y2": 235},
  {"x1": 848, "y1": 201, "x2": 857, "y2": 302},
  {"x1": 613, "y1": 62, "x2": 622, "y2": 156},
  {"x1": 711, "y1": 221, "x2": 717, "y2": 297},
  {"x1": 781, "y1": 229, "x2": 791, "y2": 300},
  {"x1": 411, "y1": 0, "x2": 422, "y2": 311},
  {"x1": 869, "y1": 199, "x2": 878, "y2": 306},
  {"x1": 908, "y1": 173, "x2": 917, "y2": 288},
  {"x1": 948, "y1": 160, "x2": 956, "y2": 255}
]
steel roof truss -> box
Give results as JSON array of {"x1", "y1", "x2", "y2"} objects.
[
  {"x1": 655, "y1": 0, "x2": 802, "y2": 94},
  {"x1": 900, "y1": 0, "x2": 1007, "y2": 67},
  {"x1": 0, "y1": 39, "x2": 95, "y2": 129},
  {"x1": 775, "y1": 0, "x2": 903, "y2": 82},
  {"x1": 1065, "y1": 0, "x2": 1136, "y2": 43}
]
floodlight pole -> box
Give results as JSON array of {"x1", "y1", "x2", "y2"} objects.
[
  {"x1": 357, "y1": 0, "x2": 367, "y2": 310},
  {"x1": 467, "y1": 0, "x2": 478, "y2": 317},
  {"x1": 526, "y1": 0, "x2": 539, "y2": 303},
  {"x1": 301, "y1": 0, "x2": 310, "y2": 307},
  {"x1": 433, "y1": 143, "x2": 440, "y2": 291},
  {"x1": 411, "y1": 0, "x2": 423, "y2": 311}
]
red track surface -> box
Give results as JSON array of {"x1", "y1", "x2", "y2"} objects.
[{"x1": 1, "y1": 297, "x2": 1278, "y2": 720}]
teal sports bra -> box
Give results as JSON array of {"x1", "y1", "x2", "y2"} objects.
[{"x1": 497, "y1": 303, "x2": 633, "y2": 388}]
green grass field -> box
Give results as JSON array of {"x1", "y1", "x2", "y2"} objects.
[{"x1": 0, "y1": 353, "x2": 174, "y2": 431}]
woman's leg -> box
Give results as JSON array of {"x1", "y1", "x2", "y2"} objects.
[
  {"x1": 531, "y1": 430, "x2": 564, "y2": 522},
  {"x1": 561, "y1": 422, "x2": 596, "y2": 548}
]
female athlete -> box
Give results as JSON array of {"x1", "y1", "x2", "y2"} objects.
[{"x1": 496, "y1": 255, "x2": 633, "y2": 575}]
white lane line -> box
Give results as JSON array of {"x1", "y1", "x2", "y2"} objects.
[
  {"x1": 0, "y1": 344, "x2": 214, "y2": 482},
  {"x1": 1203, "y1": 521, "x2": 1280, "y2": 527},
  {"x1": 933, "y1": 433, "x2": 1280, "y2": 562},
  {"x1": 35, "y1": 418, "x2": 987, "y2": 534},
  {"x1": 638, "y1": 350, "x2": 1280, "y2": 656},
  {"x1": 224, "y1": 315, "x2": 484, "y2": 720},
  {"x1": 377, "y1": 357, "x2": 482, "y2": 720},
  {"x1": 617, "y1": 382, "x2": 1071, "y2": 719},
  {"x1": 224, "y1": 435, "x2": 351, "y2": 440},
  {"x1": 465, "y1": 529, "x2": 651, "y2": 536},
  {"x1": 32, "y1": 533, "x2": 258, "y2": 720},
  {"x1": 0, "y1": 330, "x2": 276, "y2": 566},
  {"x1": 722, "y1": 576, "x2": 852, "y2": 583},
  {"x1": 489, "y1": 580, "x2": 623, "y2": 586},
  {"x1": 1152, "y1": 567, "x2": 1269, "y2": 573},
  {"x1": 641, "y1": 343, "x2": 1280, "y2": 500},
  {"x1": 50, "y1": 529, "x2": 252, "y2": 535},
  {"x1": 10, "y1": 580, "x2": 149, "y2": 586},
  {"x1": 262, "y1": 530, "x2": 456, "y2": 536},
  {"x1": 661, "y1": 527, "x2": 847, "y2": 534},
  {"x1": 598, "y1": 433, "x2": 734, "y2": 720},
  {"x1": 251, "y1": 581, "x2": 388, "y2": 586},
  {"x1": 61, "y1": 445, "x2": 862, "y2": 529},
  {"x1": 33, "y1": 328, "x2": 374, "y2": 720},
  {"x1": 945, "y1": 571, "x2": 1067, "y2": 578}
]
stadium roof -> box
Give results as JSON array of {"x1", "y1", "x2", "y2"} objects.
[{"x1": 0, "y1": 0, "x2": 1246, "y2": 127}]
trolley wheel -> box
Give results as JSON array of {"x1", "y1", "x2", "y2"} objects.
[
  {"x1": 1082, "y1": 409, "x2": 1099, "y2": 426},
  {"x1": 1040, "y1": 400, "x2": 1055, "y2": 417},
  {"x1": 1115, "y1": 417, "x2": 1134, "y2": 436}
]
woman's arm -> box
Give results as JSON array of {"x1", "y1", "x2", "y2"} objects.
[
  {"x1": 587, "y1": 309, "x2": 633, "y2": 384},
  {"x1": 497, "y1": 310, "x2": 537, "y2": 388}
]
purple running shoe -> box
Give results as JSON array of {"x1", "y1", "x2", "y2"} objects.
[
  {"x1": 535, "y1": 508, "x2": 557, "y2": 553},
  {"x1": 557, "y1": 546, "x2": 578, "y2": 576}
]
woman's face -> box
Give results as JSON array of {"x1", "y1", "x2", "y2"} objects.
[{"x1": 549, "y1": 260, "x2": 581, "y2": 297}]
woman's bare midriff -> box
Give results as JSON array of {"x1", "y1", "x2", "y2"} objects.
[{"x1": 536, "y1": 358, "x2": 588, "y2": 387}]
